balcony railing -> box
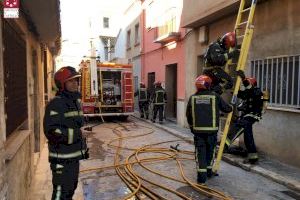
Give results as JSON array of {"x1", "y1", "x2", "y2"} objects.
[{"x1": 155, "y1": 16, "x2": 180, "y2": 44}]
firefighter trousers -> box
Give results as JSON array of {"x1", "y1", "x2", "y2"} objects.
[
  {"x1": 50, "y1": 160, "x2": 79, "y2": 200},
  {"x1": 138, "y1": 101, "x2": 149, "y2": 118},
  {"x1": 203, "y1": 67, "x2": 233, "y2": 94},
  {"x1": 152, "y1": 104, "x2": 164, "y2": 122},
  {"x1": 226, "y1": 117, "x2": 258, "y2": 161},
  {"x1": 194, "y1": 133, "x2": 217, "y2": 183}
]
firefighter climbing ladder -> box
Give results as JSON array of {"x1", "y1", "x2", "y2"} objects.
[{"x1": 213, "y1": 0, "x2": 258, "y2": 173}]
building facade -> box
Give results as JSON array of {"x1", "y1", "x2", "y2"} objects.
[
  {"x1": 182, "y1": 0, "x2": 300, "y2": 167},
  {"x1": 142, "y1": 0, "x2": 186, "y2": 124},
  {"x1": 87, "y1": 0, "x2": 130, "y2": 62},
  {"x1": 0, "y1": 1, "x2": 61, "y2": 199}
]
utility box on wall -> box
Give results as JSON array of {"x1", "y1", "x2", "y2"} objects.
[{"x1": 198, "y1": 26, "x2": 208, "y2": 44}]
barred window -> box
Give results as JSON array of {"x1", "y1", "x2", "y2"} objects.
[{"x1": 251, "y1": 55, "x2": 300, "y2": 109}]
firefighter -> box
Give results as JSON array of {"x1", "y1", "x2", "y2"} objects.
[
  {"x1": 43, "y1": 66, "x2": 89, "y2": 200},
  {"x1": 225, "y1": 76, "x2": 264, "y2": 164},
  {"x1": 151, "y1": 81, "x2": 167, "y2": 124},
  {"x1": 135, "y1": 82, "x2": 150, "y2": 119},
  {"x1": 186, "y1": 75, "x2": 232, "y2": 184},
  {"x1": 114, "y1": 78, "x2": 121, "y2": 102},
  {"x1": 203, "y1": 31, "x2": 240, "y2": 94}
]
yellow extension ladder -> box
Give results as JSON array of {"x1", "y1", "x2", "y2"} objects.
[{"x1": 213, "y1": 0, "x2": 258, "y2": 173}]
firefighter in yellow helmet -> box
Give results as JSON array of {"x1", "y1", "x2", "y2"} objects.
[
  {"x1": 186, "y1": 75, "x2": 232, "y2": 184},
  {"x1": 43, "y1": 66, "x2": 89, "y2": 200}
]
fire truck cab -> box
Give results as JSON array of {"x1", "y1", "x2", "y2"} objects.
[{"x1": 79, "y1": 60, "x2": 134, "y2": 118}]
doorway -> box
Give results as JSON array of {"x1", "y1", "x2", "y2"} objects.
[
  {"x1": 165, "y1": 64, "x2": 177, "y2": 119},
  {"x1": 197, "y1": 55, "x2": 205, "y2": 76},
  {"x1": 147, "y1": 72, "x2": 155, "y2": 96},
  {"x1": 32, "y1": 49, "x2": 40, "y2": 152}
]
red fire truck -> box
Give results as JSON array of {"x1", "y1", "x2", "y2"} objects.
[{"x1": 79, "y1": 60, "x2": 134, "y2": 119}]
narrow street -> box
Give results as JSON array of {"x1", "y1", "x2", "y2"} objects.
[
  {"x1": 1, "y1": 1, "x2": 300, "y2": 199},
  {"x1": 30, "y1": 117, "x2": 300, "y2": 200}
]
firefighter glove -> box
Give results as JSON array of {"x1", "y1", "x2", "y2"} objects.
[
  {"x1": 228, "y1": 48, "x2": 240, "y2": 59},
  {"x1": 84, "y1": 148, "x2": 89, "y2": 159},
  {"x1": 236, "y1": 70, "x2": 246, "y2": 80}
]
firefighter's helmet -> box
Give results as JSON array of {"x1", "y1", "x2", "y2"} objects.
[
  {"x1": 54, "y1": 66, "x2": 81, "y2": 91},
  {"x1": 140, "y1": 82, "x2": 145, "y2": 88},
  {"x1": 220, "y1": 32, "x2": 236, "y2": 49},
  {"x1": 155, "y1": 81, "x2": 161, "y2": 87},
  {"x1": 245, "y1": 77, "x2": 257, "y2": 87},
  {"x1": 195, "y1": 75, "x2": 212, "y2": 90}
]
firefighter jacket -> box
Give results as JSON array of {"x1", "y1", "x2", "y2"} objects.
[
  {"x1": 237, "y1": 86, "x2": 264, "y2": 121},
  {"x1": 43, "y1": 90, "x2": 88, "y2": 163},
  {"x1": 135, "y1": 88, "x2": 149, "y2": 102},
  {"x1": 204, "y1": 41, "x2": 229, "y2": 68},
  {"x1": 203, "y1": 67, "x2": 233, "y2": 91},
  {"x1": 203, "y1": 42, "x2": 234, "y2": 93},
  {"x1": 186, "y1": 90, "x2": 232, "y2": 134},
  {"x1": 151, "y1": 86, "x2": 167, "y2": 105}
]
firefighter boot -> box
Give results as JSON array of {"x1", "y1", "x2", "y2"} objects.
[
  {"x1": 197, "y1": 172, "x2": 207, "y2": 184},
  {"x1": 243, "y1": 158, "x2": 258, "y2": 164},
  {"x1": 207, "y1": 169, "x2": 219, "y2": 178},
  {"x1": 243, "y1": 153, "x2": 258, "y2": 164}
]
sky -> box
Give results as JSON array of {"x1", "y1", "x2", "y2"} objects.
[{"x1": 57, "y1": 0, "x2": 133, "y2": 69}]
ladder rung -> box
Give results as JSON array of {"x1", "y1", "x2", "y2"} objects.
[
  {"x1": 228, "y1": 63, "x2": 237, "y2": 66},
  {"x1": 238, "y1": 21, "x2": 248, "y2": 27},
  {"x1": 241, "y1": 7, "x2": 251, "y2": 13},
  {"x1": 237, "y1": 35, "x2": 245, "y2": 39}
]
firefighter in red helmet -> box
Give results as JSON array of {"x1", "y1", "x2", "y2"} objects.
[
  {"x1": 44, "y1": 66, "x2": 89, "y2": 200},
  {"x1": 134, "y1": 82, "x2": 150, "y2": 119},
  {"x1": 151, "y1": 81, "x2": 167, "y2": 123},
  {"x1": 186, "y1": 75, "x2": 232, "y2": 184},
  {"x1": 225, "y1": 76, "x2": 266, "y2": 164},
  {"x1": 203, "y1": 31, "x2": 242, "y2": 94}
]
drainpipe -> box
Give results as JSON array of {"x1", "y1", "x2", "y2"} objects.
[{"x1": 140, "y1": 2, "x2": 145, "y2": 84}]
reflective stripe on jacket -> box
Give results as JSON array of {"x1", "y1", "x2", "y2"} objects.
[
  {"x1": 192, "y1": 95, "x2": 218, "y2": 131},
  {"x1": 152, "y1": 87, "x2": 166, "y2": 105},
  {"x1": 43, "y1": 91, "x2": 87, "y2": 162},
  {"x1": 186, "y1": 90, "x2": 232, "y2": 134},
  {"x1": 138, "y1": 88, "x2": 148, "y2": 101}
]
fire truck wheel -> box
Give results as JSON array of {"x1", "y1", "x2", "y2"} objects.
[{"x1": 119, "y1": 115, "x2": 129, "y2": 122}]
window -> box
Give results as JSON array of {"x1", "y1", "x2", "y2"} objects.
[
  {"x1": 135, "y1": 24, "x2": 140, "y2": 45},
  {"x1": 157, "y1": 16, "x2": 176, "y2": 38},
  {"x1": 103, "y1": 17, "x2": 109, "y2": 28},
  {"x1": 104, "y1": 46, "x2": 108, "y2": 61},
  {"x1": 156, "y1": 7, "x2": 177, "y2": 38},
  {"x1": 251, "y1": 55, "x2": 300, "y2": 109},
  {"x1": 126, "y1": 30, "x2": 131, "y2": 49},
  {"x1": 3, "y1": 20, "x2": 28, "y2": 137}
]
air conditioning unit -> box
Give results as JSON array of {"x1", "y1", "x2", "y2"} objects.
[{"x1": 198, "y1": 26, "x2": 208, "y2": 44}]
